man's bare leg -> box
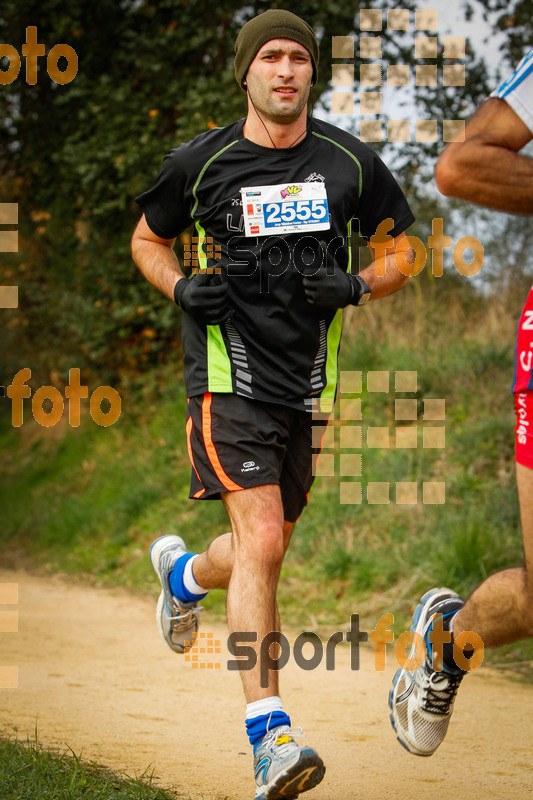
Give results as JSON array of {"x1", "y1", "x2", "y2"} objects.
[
  {"x1": 198, "y1": 485, "x2": 325, "y2": 797},
  {"x1": 210, "y1": 483, "x2": 286, "y2": 701},
  {"x1": 453, "y1": 462, "x2": 533, "y2": 645},
  {"x1": 189, "y1": 515, "x2": 293, "y2": 640}
]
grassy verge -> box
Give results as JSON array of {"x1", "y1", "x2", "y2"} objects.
[
  {"x1": 0, "y1": 735, "x2": 188, "y2": 800},
  {"x1": 1, "y1": 281, "x2": 532, "y2": 675}
]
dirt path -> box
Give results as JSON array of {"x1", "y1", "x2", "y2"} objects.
[{"x1": 1, "y1": 570, "x2": 532, "y2": 799}]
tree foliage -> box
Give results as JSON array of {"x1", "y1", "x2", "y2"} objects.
[{"x1": 471, "y1": 0, "x2": 533, "y2": 67}]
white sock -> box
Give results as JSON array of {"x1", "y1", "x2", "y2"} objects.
[
  {"x1": 183, "y1": 555, "x2": 208, "y2": 596},
  {"x1": 246, "y1": 696, "x2": 284, "y2": 720}
]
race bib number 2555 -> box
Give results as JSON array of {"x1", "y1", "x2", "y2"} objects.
[{"x1": 240, "y1": 181, "x2": 330, "y2": 237}]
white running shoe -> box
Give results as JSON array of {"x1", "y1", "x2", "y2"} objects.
[
  {"x1": 253, "y1": 725, "x2": 325, "y2": 800},
  {"x1": 150, "y1": 535, "x2": 203, "y2": 654},
  {"x1": 389, "y1": 587, "x2": 465, "y2": 756}
]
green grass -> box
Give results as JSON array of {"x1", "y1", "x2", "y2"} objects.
[
  {"x1": 1, "y1": 284, "x2": 532, "y2": 672},
  {"x1": 0, "y1": 735, "x2": 187, "y2": 800}
]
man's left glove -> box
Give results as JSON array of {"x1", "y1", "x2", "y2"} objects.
[{"x1": 302, "y1": 241, "x2": 371, "y2": 308}]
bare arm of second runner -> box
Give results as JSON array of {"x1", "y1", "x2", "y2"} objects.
[
  {"x1": 435, "y1": 98, "x2": 533, "y2": 215},
  {"x1": 360, "y1": 231, "x2": 413, "y2": 300}
]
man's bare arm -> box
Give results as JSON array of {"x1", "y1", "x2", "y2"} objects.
[
  {"x1": 435, "y1": 98, "x2": 533, "y2": 214},
  {"x1": 131, "y1": 214, "x2": 184, "y2": 301},
  {"x1": 362, "y1": 231, "x2": 412, "y2": 300}
]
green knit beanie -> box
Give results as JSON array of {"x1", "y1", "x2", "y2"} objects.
[{"x1": 234, "y1": 9, "x2": 319, "y2": 90}]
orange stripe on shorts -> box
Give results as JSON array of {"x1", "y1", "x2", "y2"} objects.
[
  {"x1": 186, "y1": 414, "x2": 202, "y2": 482},
  {"x1": 201, "y1": 393, "x2": 243, "y2": 492}
]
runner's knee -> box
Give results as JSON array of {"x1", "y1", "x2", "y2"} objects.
[{"x1": 240, "y1": 521, "x2": 285, "y2": 567}]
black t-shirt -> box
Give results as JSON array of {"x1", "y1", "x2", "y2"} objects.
[{"x1": 135, "y1": 117, "x2": 415, "y2": 411}]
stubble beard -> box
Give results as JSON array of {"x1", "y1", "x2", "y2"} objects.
[{"x1": 250, "y1": 81, "x2": 311, "y2": 125}]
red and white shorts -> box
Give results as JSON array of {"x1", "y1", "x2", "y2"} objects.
[
  {"x1": 514, "y1": 392, "x2": 533, "y2": 469},
  {"x1": 513, "y1": 287, "x2": 533, "y2": 468}
]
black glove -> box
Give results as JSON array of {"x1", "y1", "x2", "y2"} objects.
[
  {"x1": 302, "y1": 241, "x2": 368, "y2": 308},
  {"x1": 174, "y1": 268, "x2": 233, "y2": 325}
]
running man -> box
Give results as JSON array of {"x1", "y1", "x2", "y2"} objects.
[
  {"x1": 390, "y1": 48, "x2": 533, "y2": 757},
  {"x1": 132, "y1": 10, "x2": 415, "y2": 797}
]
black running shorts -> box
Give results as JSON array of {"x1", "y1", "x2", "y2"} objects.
[{"x1": 185, "y1": 392, "x2": 329, "y2": 522}]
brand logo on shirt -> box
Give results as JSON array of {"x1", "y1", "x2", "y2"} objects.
[
  {"x1": 241, "y1": 460, "x2": 261, "y2": 472},
  {"x1": 280, "y1": 184, "x2": 302, "y2": 199},
  {"x1": 304, "y1": 172, "x2": 325, "y2": 183}
]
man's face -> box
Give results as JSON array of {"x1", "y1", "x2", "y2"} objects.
[{"x1": 244, "y1": 38, "x2": 313, "y2": 123}]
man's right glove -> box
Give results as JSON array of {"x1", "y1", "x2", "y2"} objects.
[{"x1": 173, "y1": 269, "x2": 233, "y2": 325}]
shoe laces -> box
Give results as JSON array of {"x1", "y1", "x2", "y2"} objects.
[
  {"x1": 419, "y1": 669, "x2": 463, "y2": 715},
  {"x1": 168, "y1": 603, "x2": 203, "y2": 630},
  {"x1": 260, "y1": 725, "x2": 303, "y2": 756}
]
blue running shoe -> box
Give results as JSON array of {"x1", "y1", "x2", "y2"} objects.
[
  {"x1": 389, "y1": 587, "x2": 465, "y2": 756},
  {"x1": 254, "y1": 725, "x2": 325, "y2": 800},
  {"x1": 150, "y1": 535, "x2": 203, "y2": 654}
]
